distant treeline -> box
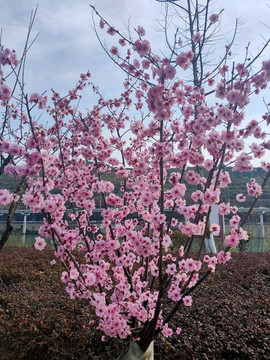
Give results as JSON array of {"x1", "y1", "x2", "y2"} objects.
[{"x1": 1, "y1": 167, "x2": 269, "y2": 209}]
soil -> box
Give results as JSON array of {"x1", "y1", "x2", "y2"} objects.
[{"x1": 0, "y1": 247, "x2": 269, "y2": 360}]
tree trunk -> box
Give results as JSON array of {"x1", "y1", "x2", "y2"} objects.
[{"x1": 116, "y1": 340, "x2": 154, "y2": 360}]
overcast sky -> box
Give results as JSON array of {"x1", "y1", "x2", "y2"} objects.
[{"x1": 1, "y1": 0, "x2": 269, "y2": 95}]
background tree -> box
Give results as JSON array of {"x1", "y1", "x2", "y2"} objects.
[{"x1": 0, "y1": 9, "x2": 40, "y2": 250}]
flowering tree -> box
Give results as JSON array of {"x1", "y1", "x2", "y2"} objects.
[
  {"x1": 0, "y1": 9, "x2": 41, "y2": 250},
  {"x1": 1, "y1": 1, "x2": 270, "y2": 358}
]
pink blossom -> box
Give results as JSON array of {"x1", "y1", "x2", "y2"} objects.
[
  {"x1": 215, "y1": 81, "x2": 226, "y2": 99},
  {"x1": 192, "y1": 32, "x2": 201, "y2": 42},
  {"x1": 208, "y1": 78, "x2": 215, "y2": 86},
  {"x1": 191, "y1": 190, "x2": 203, "y2": 202},
  {"x1": 38, "y1": 96, "x2": 47, "y2": 109},
  {"x1": 0, "y1": 48, "x2": 18, "y2": 67},
  {"x1": 175, "y1": 52, "x2": 192, "y2": 70},
  {"x1": 179, "y1": 221, "x2": 197, "y2": 237},
  {"x1": 230, "y1": 215, "x2": 240, "y2": 228},
  {"x1": 216, "y1": 251, "x2": 226, "y2": 264},
  {"x1": 8, "y1": 144, "x2": 22, "y2": 156},
  {"x1": 164, "y1": 64, "x2": 176, "y2": 80},
  {"x1": 185, "y1": 170, "x2": 200, "y2": 185},
  {"x1": 134, "y1": 39, "x2": 151, "y2": 57},
  {"x1": 150, "y1": 265, "x2": 159, "y2": 277},
  {"x1": 231, "y1": 206, "x2": 238, "y2": 214},
  {"x1": 170, "y1": 183, "x2": 186, "y2": 198},
  {"x1": 262, "y1": 59, "x2": 270, "y2": 80},
  {"x1": 110, "y1": 46, "x2": 119, "y2": 56},
  {"x1": 236, "y1": 193, "x2": 246, "y2": 202},
  {"x1": 204, "y1": 159, "x2": 214, "y2": 170},
  {"x1": 185, "y1": 258, "x2": 201, "y2": 272},
  {"x1": 210, "y1": 224, "x2": 220, "y2": 234},
  {"x1": 208, "y1": 264, "x2": 216, "y2": 272},
  {"x1": 249, "y1": 142, "x2": 265, "y2": 159},
  {"x1": 142, "y1": 59, "x2": 150, "y2": 69},
  {"x1": 168, "y1": 284, "x2": 181, "y2": 301},
  {"x1": 0, "y1": 84, "x2": 11, "y2": 105},
  {"x1": 246, "y1": 181, "x2": 262, "y2": 197},
  {"x1": 107, "y1": 27, "x2": 116, "y2": 36},
  {"x1": 208, "y1": 256, "x2": 218, "y2": 267},
  {"x1": 209, "y1": 14, "x2": 219, "y2": 24},
  {"x1": 183, "y1": 295, "x2": 192, "y2": 306},
  {"x1": 34, "y1": 237, "x2": 46, "y2": 251},
  {"x1": 96, "y1": 305, "x2": 107, "y2": 317},
  {"x1": 236, "y1": 63, "x2": 249, "y2": 77},
  {"x1": 161, "y1": 323, "x2": 173, "y2": 338},
  {"x1": 70, "y1": 268, "x2": 79, "y2": 280},
  {"x1": 225, "y1": 234, "x2": 239, "y2": 248},
  {"x1": 136, "y1": 25, "x2": 146, "y2": 36},
  {"x1": 166, "y1": 263, "x2": 176, "y2": 275},
  {"x1": 0, "y1": 189, "x2": 13, "y2": 205},
  {"x1": 163, "y1": 234, "x2": 172, "y2": 251},
  {"x1": 226, "y1": 89, "x2": 241, "y2": 104},
  {"x1": 203, "y1": 189, "x2": 220, "y2": 206},
  {"x1": 151, "y1": 210, "x2": 166, "y2": 227},
  {"x1": 29, "y1": 93, "x2": 41, "y2": 103},
  {"x1": 61, "y1": 271, "x2": 70, "y2": 284},
  {"x1": 99, "y1": 19, "x2": 105, "y2": 29},
  {"x1": 178, "y1": 245, "x2": 184, "y2": 257},
  {"x1": 261, "y1": 161, "x2": 270, "y2": 172},
  {"x1": 218, "y1": 202, "x2": 230, "y2": 216},
  {"x1": 119, "y1": 38, "x2": 126, "y2": 46}
]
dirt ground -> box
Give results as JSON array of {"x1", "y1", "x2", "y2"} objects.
[{"x1": 0, "y1": 247, "x2": 269, "y2": 359}]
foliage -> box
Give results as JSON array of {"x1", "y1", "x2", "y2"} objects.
[
  {"x1": 170, "y1": 231, "x2": 189, "y2": 250},
  {"x1": 237, "y1": 231, "x2": 254, "y2": 252}
]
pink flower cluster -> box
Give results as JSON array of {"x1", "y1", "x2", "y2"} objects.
[
  {"x1": 134, "y1": 39, "x2": 151, "y2": 57},
  {"x1": 34, "y1": 236, "x2": 47, "y2": 251},
  {"x1": 0, "y1": 85, "x2": 11, "y2": 106},
  {"x1": 225, "y1": 227, "x2": 248, "y2": 248},
  {"x1": 175, "y1": 51, "x2": 194, "y2": 70},
  {"x1": 0, "y1": 47, "x2": 18, "y2": 67},
  {"x1": 246, "y1": 179, "x2": 262, "y2": 197},
  {"x1": 0, "y1": 189, "x2": 15, "y2": 205},
  {"x1": 29, "y1": 93, "x2": 48, "y2": 109},
  {"x1": 204, "y1": 251, "x2": 231, "y2": 271},
  {"x1": 146, "y1": 85, "x2": 171, "y2": 120},
  {"x1": 1, "y1": 9, "x2": 270, "y2": 346},
  {"x1": 209, "y1": 14, "x2": 219, "y2": 24}
]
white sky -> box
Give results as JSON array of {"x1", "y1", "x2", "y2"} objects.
[{"x1": 1, "y1": 0, "x2": 269, "y2": 97}]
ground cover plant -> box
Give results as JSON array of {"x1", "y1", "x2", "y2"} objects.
[
  {"x1": 0, "y1": 247, "x2": 269, "y2": 360},
  {"x1": 1, "y1": 0, "x2": 270, "y2": 358}
]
